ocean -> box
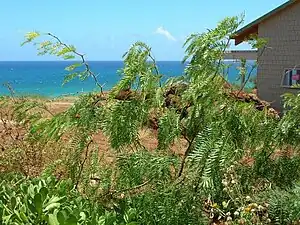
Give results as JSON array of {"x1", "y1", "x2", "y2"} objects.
[{"x1": 0, "y1": 61, "x2": 256, "y2": 97}]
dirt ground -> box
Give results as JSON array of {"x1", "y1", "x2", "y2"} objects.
[
  {"x1": 0, "y1": 87, "x2": 280, "y2": 158},
  {"x1": 0, "y1": 95, "x2": 285, "y2": 176},
  {"x1": 46, "y1": 100, "x2": 74, "y2": 114},
  {"x1": 0, "y1": 95, "x2": 188, "y2": 178}
]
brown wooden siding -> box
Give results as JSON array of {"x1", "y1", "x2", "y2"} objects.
[{"x1": 257, "y1": 2, "x2": 300, "y2": 111}]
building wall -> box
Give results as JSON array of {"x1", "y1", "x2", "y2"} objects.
[{"x1": 257, "y1": 2, "x2": 300, "y2": 111}]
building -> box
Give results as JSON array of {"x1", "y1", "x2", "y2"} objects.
[{"x1": 232, "y1": 0, "x2": 300, "y2": 111}]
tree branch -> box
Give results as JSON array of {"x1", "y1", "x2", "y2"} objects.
[
  {"x1": 237, "y1": 45, "x2": 267, "y2": 96},
  {"x1": 47, "y1": 33, "x2": 104, "y2": 95},
  {"x1": 178, "y1": 136, "x2": 196, "y2": 177},
  {"x1": 213, "y1": 37, "x2": 231, "y2": 80},
  {"x1": 75, "y1": 139, "x2": 93, "y2": 189},
  {"x1": 101, "y1": 178, "x2": 153, "y2": 198}
]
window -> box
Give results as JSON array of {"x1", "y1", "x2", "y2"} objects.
[{"x1": 282, "y1": 68, "x2": 300, "y2": 87}]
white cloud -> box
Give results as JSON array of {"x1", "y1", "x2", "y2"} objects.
[{"x1": 155, "y1": 26, "x2": 176, "y2": 41}]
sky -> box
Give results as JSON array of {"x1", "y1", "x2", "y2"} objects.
[{"x1": 0, "y1": 0, "x2": 288, "y2": 61}]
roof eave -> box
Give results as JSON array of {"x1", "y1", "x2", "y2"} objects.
[
  {"x1": 232, "y1": 0, "x2": 298, "y2": 45},
  {"x1": 233, "y1": 25, "x2": 259, "y2": 45}
]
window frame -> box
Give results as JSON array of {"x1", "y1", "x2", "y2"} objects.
[{"x1": 281, "y1": 68, "x2": 300, "y2": 89}]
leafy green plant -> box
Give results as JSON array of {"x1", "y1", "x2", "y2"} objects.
[
  {"x1": 0, "y1": 174, "x2": 140, "y2": 225},
  {"x1": 128, "y1": 183, "x2": 207, "y2": 225},
  {"x1": 260, "y1": 184, "x2": 300, "y2": 225}
]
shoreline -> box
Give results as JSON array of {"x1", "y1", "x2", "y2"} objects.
[{"x1": 0, "y1": 90, "x2": 111, "y2": 101}]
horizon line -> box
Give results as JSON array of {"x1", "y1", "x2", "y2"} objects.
[{"x1": 0, "y1": 60, "x2": 185, "y2": 62}]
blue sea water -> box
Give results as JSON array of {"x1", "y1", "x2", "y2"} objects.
[{"x1": 0, "y1": 61, "x2": 256, "y2": 97}]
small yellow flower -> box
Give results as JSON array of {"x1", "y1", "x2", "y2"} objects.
[
  {"x1": 244, "y1": 207, "x2": 251, "y2": 212},
  {"x1": 212, "y1": 203, "x2": 219, "y2": 208}
]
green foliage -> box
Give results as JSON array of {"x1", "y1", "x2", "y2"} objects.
[
  {"x1": 278, "y1": 92, "x2": 300, "y2": 145},
  {"x1": 262, "y1": 185, "x2": 300, "y2": 225},
  {"x1": 22, "y1": 32, "x2": 76, "y2": 61},
  {"x1": 248, "y1": 33, "x2": 268, "y2": 50},
  {"x1": 183, "y1": 16, "x2": 243, "y2": 77},
  {"x1": 253, "y1": 153, "x2": 300, "y2": 189},
  {"x1": 129, "y1": 184, "x2": 207, "y2": 225},
  {"x1": 0, "y1": 174, "x2": 139, "y2": 225},
  {"x1": 158, "y1": 110, "x2": 181, "y2": 150},
  {"x1": 104, "y1": 100, "x2": 148, "y2": 149},
  {"x1": 3, "y1": 15, "x2": 300, "y2": 224},
  {"x1": 111, "y1": 42, "x2": 160, "y2": 100},
  {"x1": 237, "y1": 58, "x2": 247, "y2": 89},
  {"x1": 116, "y1": 151, "x2": 178, "y2": 189},
  {"x1": 12, "y1": 99, "x2": 49, "y2": 125},
  {"x1": 21, "y1": 32, "x2": 103, "y2": 89},
  {"x1": 21, "y1": 31, "x2": 40, "y2": 46},
  {"x1": 188, "y1": 127, "x2": 230, "y2": 192}
]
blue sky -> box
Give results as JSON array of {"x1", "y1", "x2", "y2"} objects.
[{"x1": 0, "y1": 0, "x2": 287, "y2": 61}]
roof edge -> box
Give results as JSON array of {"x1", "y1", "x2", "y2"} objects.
[{"x1": 232, "y1": 0, "x2": 299, "y2": 45}]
